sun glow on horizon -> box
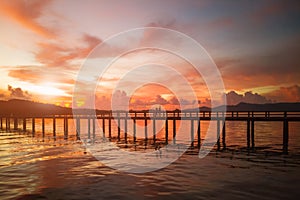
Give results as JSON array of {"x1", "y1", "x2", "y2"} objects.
[{"x1": 25, "y1": 84, "x2": 69, "y2": 97}]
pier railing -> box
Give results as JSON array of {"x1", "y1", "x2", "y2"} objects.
[{"x1": 1, "y1": 111, "x2": 299, "y2": 154}]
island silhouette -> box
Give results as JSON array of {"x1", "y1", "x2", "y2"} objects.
[{"x1": 0, "y1": 99, "x2": 299, "y2": 117}]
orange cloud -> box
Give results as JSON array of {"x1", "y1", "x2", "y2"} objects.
[
  {"x1": 8, "y1": 66, "x2": 75, "y2": 85},
  {"x1": 226, "y1": 91, "x2": 272, "y2": 105},
  {"x1": 0, "y1": 0, "x2": 55, "y2": 38},
  {"x1": 265, "y1": 85, "x2": 300, "y2": 103},
  {"x1": 34, "y1": 33, "x2": 101, "y2": 68}
]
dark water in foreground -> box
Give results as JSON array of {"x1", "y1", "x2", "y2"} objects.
[{"x1": 0, "y1": 121, "x2": 300, "y2": 200}]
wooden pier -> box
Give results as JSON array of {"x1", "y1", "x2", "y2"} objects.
[{"x1": 0, "y1": 110, "x2": 299, "y2": 154}]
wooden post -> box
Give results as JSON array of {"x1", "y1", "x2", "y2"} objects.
[
  {"x1": 222, "y1": 120, "x2": 226, "y2": 150},
  {"x1": 191, "y1": 119, "x2": 194, "y2": 147},
  {"x1": 283, "y1": 112, "x2": 289, "y2": 154},
  {"x1": 117, "y1": 116, "x2": 121, "y2": 141},
  {"x1": 153, "y1": 118, "x2": 156, "y2": 142},
  {"x1": 88, "y1": 117, "x2": 91, "y2": 140},
  {"x1": 76, "y1": 118, "x2": 80, "y2": 140},
  {"x1": 7, "y1": 117, "x2": 10, "y2": 131},
  {"x1": 108, "y1": 116, "x2": 112, "y2": 138},
  {"x1": 173, "y1": 119, "x2": 176, "y2": 143},
  {"x1": 144, "y1": 112, "x2": 148, "y2": 141},
  {"x1": 5, "y1": 118, "x2": 8, "y2": 131},
  {"x1": 64, "y1": 117, "x2": 68, "y2": 140},
  {"x1": 14, "y1": 118, "x2": 18, "y2": 130},
  {"x1": 92, "y1": 117, "x2": 95, "y2": 140},
  {"x1": 124, "y1": 113, "x2": 127, "y2": 143},
  {"x1": 247, "y1": 119, "x2": 250, "y2": 150},
  {"x1": 23, "y1": 118, "x2": 26, "y2": 132},
  {"x1": 197, "y1": 118, "x2": 201, "y2": 148},
  {"x1": 102, "y1": 118, "x2": 105, "y2": 137},
  {"x1": 165, "y1": 118, "x2": 168, "y2": 144},
  {"x1": 217, "y1": 117, "x2": 220, "y2": 151},
  {"x1": 53, "y1": 117, "x2": 56, "y2": 139},
  {"x1": 133, "y1": 117, "x2": 136, "y2": 143},
  {"x1": 32, "y1": 118, "x2": 35, "y2": 136},
  {"x1": 0, "y1": 117, "x2": 2, "y2": 130},
  {"x1": 251, "y1": 112, "x2": 255, "y2": 149},
  {"x1": 42, "y1": 118, "x2": 45, "y2": 138}
]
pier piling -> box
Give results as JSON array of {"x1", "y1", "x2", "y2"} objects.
[
  {"x1": 76, "y1": 118, "x2": 80, "y2": 140},
  {"x1": 217, "y1": 117, "x2": 220, "y2": 151},
  {"x1": 173, "y1": 119, "x2": 176, "y2": 144},
  {"x1": 133, "y1": 118, "x2": 136, "y2": 142},
  {"x1": 42, "y1": 118, "x2": 45, "y2": 138},
  {"x1": 283, "y1": 112, "x2": 289, "y2": 154},
  {"x1": 165, "y1": 119, "x2": 168, "y2": 144},
  {"x1": 197, "y1": 118, "x2": 201, "y2": 148},
  {"x1": 250, "y1": 112, "x2": 255, "y2": 150},
  {"x1": 23, "y1": 118, "x2": 26, "y2": 132},
  {"x1": 117, "y1": 117, "x2": 121, "y2": 141},
  {"x1": 102, "y1": 118, "x2": 105, "y2": 137},
  {"x1": 14, "y1": 118, "x2": 18, "y2": 130},
  {"x1": 64, "y1": 117, "x2": 68, "y2": 140},
  {"x1": 153, "y1": 118, "x2": 156, "y2": 142},
  {"x1": 222, "y1": 120, "x2": 226, "y2": 150},
  {"x1": 92, "y1": 117, "x2": 95, "y2": 139},
  {"x1": 191, "y1": 119, "x2": 194, "y2": 147},
  {"x1": 124, "y1": 113, "x2": 128, "y2": 142},
  {"x1": 88, "y1": 118, "x2": 91, "y2": 140},
  {"x1": 32, "y1": 118, "x2": 35, "y2": 136},
  {"x1": 108, "y1": 116, "x2": 112, "y2": 138},
  {"x1": 144, "y1": 112, "x2": 148, "y2": 141},
  {"x1": 53, "y1": 117, "x2": 56, "y2": 139}
]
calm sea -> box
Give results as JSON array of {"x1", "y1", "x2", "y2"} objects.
[{"x1": 0, "y1": 120, "x2": 299, "y2": 199}]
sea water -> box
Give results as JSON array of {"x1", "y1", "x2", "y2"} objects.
[{"x1": 0, "y1": 121, "x2": 299, "y2": 199}]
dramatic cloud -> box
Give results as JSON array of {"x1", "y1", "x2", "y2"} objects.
[
  {"x1": 169, "y1": 96, "x2": 179, "y2": 105},
  {"x1": 111, "y1": 90, "x2": 130, "y2": 110},
  {"x1": 226, "y1": 91, "x2": 272, "y2": 105},
  {"x1": 219, "y1": 35, "x2": 300, "y2": 91},
  {"x1": 8, "y1": 66, "x2": 44, "y2": 83},
  {"x1": 7, "y1": 66, "x2": 75, "y2": 88},
  {"x1": 1, "y1": 1, "x2": 299, "y2": 107},
  {"x1": 8, "y1": 85, "x2": 31, "y2": 100},
  {"x1": 35, "y1": 33, "x2": 102, "y2": 68},
  {"x1": 265, "y1": 85, "x2": 300, "y2": 102},
  {"x1": 0, "y1": 0, "x2": 55, "y2": 38},
  {"x1": 82, "y1": 34, "x2": 102, "y2": 49},
  {"x1": 153, "y1": 95, "x2": 168, "y2": 105}
]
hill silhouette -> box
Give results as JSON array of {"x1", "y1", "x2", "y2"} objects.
[
  {"x1": 215, "y1": 102, "x2": 300, "y2": 112},
  {"x1": 0, "y1": 99, "x2": 72, "y2": 117},
  {"x1": 0, "y1": 99, "x2": 299, "y2": 117}
]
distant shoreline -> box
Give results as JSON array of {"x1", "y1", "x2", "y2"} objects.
[{"x1": 0, "y1": 99, "x2": 300, "y2": 117}]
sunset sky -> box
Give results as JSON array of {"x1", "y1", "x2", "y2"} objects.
[{"x1": 0, "y1": 0, "x2": 299, "y2": 110}]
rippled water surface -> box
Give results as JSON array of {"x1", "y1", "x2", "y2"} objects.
[{"x1": 0, "y1": 121, "x2": 300, "y2": 199}]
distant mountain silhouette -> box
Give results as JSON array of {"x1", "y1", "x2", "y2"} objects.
[
  {"x1": 0, "y1": 99, "x2": 110, "y2": 117},
  {"x1": 0, "y1": 99, "x2": 299, "y2": 117},
  {"x1": 183, "y1": 102, "x2": 300, "y2": 112},
  {"x1": 215, "y1": 102, "x2": 300, "y2": 112},
  {"x1": 0, "y1": 99, "x2": 72, "y2": 117}
]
